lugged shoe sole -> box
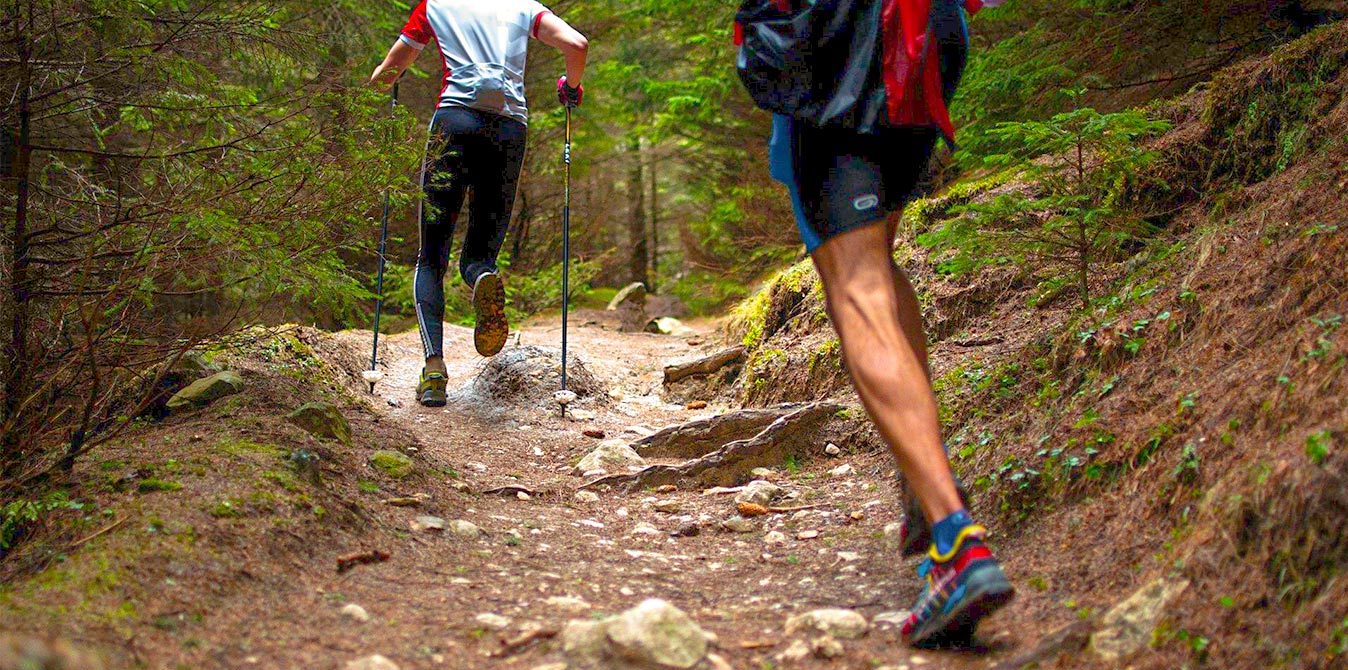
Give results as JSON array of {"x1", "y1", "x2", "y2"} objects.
[
  {"x1": 473, "y1": 272, "x2": 508, "y2": 357},
  {"x1": 908, "y1": 568, "x2": 1015, "y2": 647}
]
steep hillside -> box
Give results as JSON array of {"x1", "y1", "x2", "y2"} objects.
[{"x1": 721, "y1": 20, "x2": 1348, "y2": 669}]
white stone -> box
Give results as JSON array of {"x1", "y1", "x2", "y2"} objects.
[
  {"x1": 796, "y1": 530, "x2": 819, "y2": 540},
  {"x1": 775, "y1": 639, "x2": 811, "y2": 663},
  {"x1": 882, "y1": 522, "x2": 905, "y2": 553},
  {"x1": 824, "y1": 443, "x2": 841, "y2": 456},
  {"x1": 544, "y1": 596, "x2": 592, "y2": 615},
  {"x1": 561, "y1": 599, "x2": 711, "y2": 669},
  {"x1": 828, "y1": 464, "x2": 853, "y2": 477},
  {"x1": 574, "y1": 490, "x2": 600, "y2": 503},
  {"x1": 811, "y1": 635, "x2": 844, "y2": 659},
  {"x1": 721, "y1": 516, "x2": 758, "y2": 533},
  {"x1": 411, "y1": 515, "x2": 446, "y2": 532},
  {"x1": 632, "y1": 524, "x2": 662, "y2": 536},
  {"x1": 784, "y1": 609, "x2": 869, "y2": 639},
  {"x1": 574, "y1": 439, "x2": 645, "y2": 475},
  {"x1": 734, "y1": 480, "x2": 784, "y2": 507},
  {"x1": 339, "y1": 603, "x2": 370, "y2": 623},
  {"x1": 345, "y1": 656, "x2": 399, "y2": 670},
  {"x1": 474, "y1": 613, "x2": 512, "y2": 631},
  {"x1": 764, "y1": 531, "x2": 787, "y2": 545},
  {"x1": 449, "y1": 520, "x2": 485, "y2": 539}
]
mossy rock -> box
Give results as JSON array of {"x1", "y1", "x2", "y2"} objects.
[
  {"x1": 369, "y1": 450, "x2": 414, "y2": 479},
  {"x1": 166, "y1": 371, "x2": 245, "y2": 412},
  {"x1": 285, "y1": 402, "x2": 352, "y2": 445}
]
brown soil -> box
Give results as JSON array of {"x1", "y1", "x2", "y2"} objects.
[{"x1": 0, "y1": 318, "x2": 1026, "y2": 670}]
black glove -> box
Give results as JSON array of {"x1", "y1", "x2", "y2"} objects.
[{"x1": 557, "y1": 76, "x2": 584, "y2": 108}]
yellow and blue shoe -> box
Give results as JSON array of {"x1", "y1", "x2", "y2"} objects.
[
  {"x1": 417, "y1": 368, "x2": 447, "y2": 408},
  {"x1": 901, "y1": 525, "x2": 1015, "y2": 647}
]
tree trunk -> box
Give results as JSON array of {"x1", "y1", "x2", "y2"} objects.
[
  {"x1": 2, "y1": 19, "x2": 34, "y2": 468},
  {"x1": 649, "y1": 150, "x2": 659, "y2": 293},
  {"x1": 627, "y1": 135, "x2": 648, "y2": 288}
]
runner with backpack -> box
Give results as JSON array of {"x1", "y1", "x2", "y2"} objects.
[
  {"x1": 369, "y1": 0, "x2": 588, "y2": 407},
  {"x1": 735, "y1": 0, "x2": 1014, "y2": 646}
]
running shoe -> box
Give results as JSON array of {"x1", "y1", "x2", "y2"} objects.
[
  {"x1": 417, "y1": 368, "x2": 448, "y2": 407},
  {"x1": 901, "y1": 525, "x2": 1015, "y2": 647},
  {"x1": 899, "y1": 474, "x2": 972, "y2": 557},
  {"x1": 472, "y1": 271, "x2": 508, "y2": 357}
]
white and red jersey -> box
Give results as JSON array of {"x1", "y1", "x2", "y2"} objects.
[{"x1": 400, "y1": 0, "x2": 552, "y2": 125}]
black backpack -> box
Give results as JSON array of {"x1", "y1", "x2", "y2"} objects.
[{"x1": 735, "y1": 0, "x2": 970, "y2": 140}]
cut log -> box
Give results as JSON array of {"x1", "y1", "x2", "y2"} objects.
[
  {"x1": 579, "y1": 402, "x2": 843, "y2": 491},
  {"x1": 663, "y1": 346, "x2": 746, "y2": 385},
  {"x1": 633, "y1": 403, "x2": 813, "y2": 459}
]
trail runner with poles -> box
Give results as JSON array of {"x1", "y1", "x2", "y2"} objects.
[
  {"x1": 736, "y1": 0, "x2": 1013, "y2": 646},
  {"x1": 370, "y1": 0, "x2": 588, "y2": 407}
]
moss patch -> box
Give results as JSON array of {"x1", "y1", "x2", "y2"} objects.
[{"x1": 369, "y1": 451, "x2": 414, "y2": 479}]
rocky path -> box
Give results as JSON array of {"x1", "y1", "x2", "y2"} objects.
[{"x1": 311, "y1": 318, "x2": 1024, "y2": 670}]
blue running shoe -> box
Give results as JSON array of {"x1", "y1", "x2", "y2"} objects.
[{"x1": 901, "y1": 525, "x2": 1015, "y2": 646}]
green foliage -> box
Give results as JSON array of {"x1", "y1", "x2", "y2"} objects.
[
  {"x1": 1305, "y1": 430, "x2": 1333, "y2": 466},
  {"x1": 921, "y1": 91, "x2": 1171, "y2": 306},
  {"x1": 1, "y1": 492, "x2": 85, "y2": 550},
  {"x1": 504, "y1": 258, "x2": 604, "y2": 323},
  {"x1": 2, "y1": 0, "x2": 423, "y2": 478}
]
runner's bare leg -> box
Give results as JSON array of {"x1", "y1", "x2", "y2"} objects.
[{"x1": 811, "y1": 221, "x2": 961, "y2": 523}]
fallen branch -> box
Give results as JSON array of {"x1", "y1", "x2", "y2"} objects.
[
  {"x1": 663, "y1": 346, "x2": 745, "y2": 385},
  {"x1": 493, "y1": 626, "x2": 559, "y2": 657},
  {"x1": 950, "y1": 336, "x2": 1005, "y2": 348},
  {"x1": 70, "y1": 516, "x2": 127, "y2": 548},
  {"x1": 481, "y1": 485, "x2": 537, "y2": 497},
  {"x1": 336, "y1": 549, "x2": 390, "y2": 574}
]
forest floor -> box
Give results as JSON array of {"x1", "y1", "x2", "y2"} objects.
[{"x1": 0, "y1": 315, "x2": 1056, "y2": 670}]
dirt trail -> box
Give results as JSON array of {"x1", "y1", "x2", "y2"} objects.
[{"x1": 307, "y1": 319, "x2": 1022, "y2": 670}]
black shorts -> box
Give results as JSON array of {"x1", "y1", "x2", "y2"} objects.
[
  {"x1": 766, "y1": 0, "x2": 969, "y2": 252},
  {"x1": 771, "y1": 117, "x2": 940, "y2": 251}
]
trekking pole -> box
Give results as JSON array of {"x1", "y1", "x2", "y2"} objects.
[
  {"x1": 364, "y1": 78, "x2": 400, "y2": 395},
  {"x1": 555, "y1": 107, "x2": 577, "y2": 417}
]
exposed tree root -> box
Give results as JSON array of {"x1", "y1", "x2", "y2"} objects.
[
  {"x1": 632, "y1": 403, "x2": 815, "y2": 459},
  {"x1": 580, "y1": 402, "x2": 843, "y2": 491}
]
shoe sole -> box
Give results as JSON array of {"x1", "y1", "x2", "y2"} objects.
[
  {"x1": 908, "y1": 569, "x2": 1015, "y2": 647},
  {"x1": 473, "y1": 273, "x2": 508, "y2": 357},
  {"x1": 418, "y1": 390, "x2": 447, "y2": 408}
]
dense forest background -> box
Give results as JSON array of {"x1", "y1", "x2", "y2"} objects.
[{"x1": 2, "y1": 0, "x2": 1343, "y2": 497}]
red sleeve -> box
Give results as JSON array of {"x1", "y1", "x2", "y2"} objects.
[
  {"x1": 400, "y1": 0, "x2": 433, "y2": 49},
  {"x1": 531, "y1": 10, "x2": 552, "y2": 39}
]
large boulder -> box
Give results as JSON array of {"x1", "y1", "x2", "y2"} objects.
[
  {"x1": 286, "y1": 402, "x2": 352, "y2": 444},
  {"x1": 561, "y1": 599, "x2": 713, "y2": 669},
  {"x1": 606, "y1": 282, "x2": 648, "y2": 333},
  {"x1": 166, "y1": 371, "x2": 244, "y2": 412}
]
